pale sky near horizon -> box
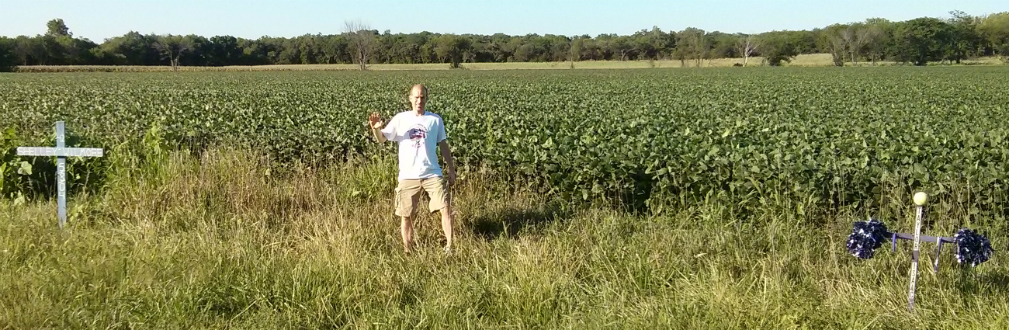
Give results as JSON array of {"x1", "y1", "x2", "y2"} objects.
[{"x1": 0, "y1": 0, "x2": 1005, "y2": 42}]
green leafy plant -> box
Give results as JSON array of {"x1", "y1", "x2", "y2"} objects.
[{"x1": 2, "y1": 68, "x2": 1008, "y2": 219}]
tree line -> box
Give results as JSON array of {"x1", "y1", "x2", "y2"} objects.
[{"x1": 1, "y1": 10, "x2": 1008, "y2": 72}]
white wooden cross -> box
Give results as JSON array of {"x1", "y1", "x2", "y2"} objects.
[{"x1": 16, "y1": 121, "x2": 103, "y2": 228}]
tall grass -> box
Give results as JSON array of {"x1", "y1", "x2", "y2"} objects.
[{"x1": 1, "y1": 146, "x2": 1006, "y2": 329}]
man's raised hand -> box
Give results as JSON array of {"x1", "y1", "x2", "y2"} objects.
[{"x1": 368, "y1": 112, "x2": 384, "y2": 129}]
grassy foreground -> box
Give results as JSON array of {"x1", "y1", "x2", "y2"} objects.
[{"x1": 1, "y1": 147, "x2": 1007, "y2": 329}]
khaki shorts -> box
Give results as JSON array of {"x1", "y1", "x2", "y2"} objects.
[{"x1": 394, "y1": 177, "x2": 450, "y2": 217}]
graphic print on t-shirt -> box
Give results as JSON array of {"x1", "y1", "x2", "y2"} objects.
[{"x1": 406, "y1": 125, "x2": 427, "y2": 148}]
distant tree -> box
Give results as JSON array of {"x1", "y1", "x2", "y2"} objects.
[
  {"x1": 946, "y1": 10, "x2": 984, "y2": 63},
  {"x1": 154, "y1": 35, "x2": 193, "y2": 71},
  {"x1": 862, "y1": 18, "x2": 894, "y2": 64},
  {"x1": 434, "y1": 34, "x2": 472, "y2": 68},
  {"x1": 659, "y1": 29, "x2": 677, "y2": 59},
  {"x1": 851, "y1": 24, "x2": 882, "y2": 65},
  {"x1": 840, "y1": 25, "x2": 858, "y2": 63},
  {"x1": 978, "y1": 12, "x2": 1009, "y2": 62},
  {"x1": 481, "y1": 33, "x2": 511, "y2": 62},
  {"x1": 274, "y1": 38, "x2": 300, "y2": 64},
  {"x1": 59, "y1": 36, "x2": 97, "y2": 65},
  {"x1": 22, "y1": 19, "x2": 86, "y2": 65},
  {"x1": 610, "y1": 35, "x2": 633, "y2": 61},
  {"x1": 856, "y1": 26, "x2": 881, "y2": 63},
  {"x1": 206, "y1": 35, "x2": 243, "y2": 66},
  {"x1": 13, "y1": 36, "x2": 46, "y2": 65},
  {"x1": 706, "y1": 32, "x2": 739, "y2": 59},
  {"x1": 821, "y1": 24, "x2": 849, "y2": 66},
  {"x1": 676, "y1": 27, "x2": 707, "y2": 67},
  {"x1": 736, "y1": 35, "x2": 759, "y2": 66},
  {"x1": 46, "y1": 19, "x2": 71, "y2": 37},
  {"x1": 0, "y1": 37, "x2": 16, "y2": 71},
  {"x1": 757, "y1": 31, "x2": 799, "y2": 66},
  {"x1": 569, "y1": 37, "x2": 585, "y2": 63},
  {"x1": 630, "y1": 26, "x2": 672, "y2": 60},
  {"x1": 672, "y1": 40, "x2": 689, "y2": 66},
  {"x1": 512, "y1": 35, "x2": 541, "y2": 62},
  {"x1": 345, "y1": 20, "x2": 375, "y2": 70},
  {"x1": 538, "y1": 34, "x2": 571, "y2": 62},
  {"x1": 822, "y1": 23, "x2": 875, "y2": 65},
  {"x1": 790, "y1": 30, "x2": 821, "y2": 54},
  {"x1": 100, "y1": 31, "x2": 159, "y2": 65},
  {"x1": 170, "y1": 35, "x2": 207, "y2": 66},
  {"x1": 298, "y1": 35, "x2": 321, "y2": 64},
  {"x1": 892, "y1": 17, "x2": 954, "y2": 66},
  {"x1": 37, "y1": 35, "x2": 66, "y2": 65}
]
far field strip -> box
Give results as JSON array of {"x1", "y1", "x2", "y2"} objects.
[{"x1": 12, "y1": 54, "x2": 1005, "y2": 72}]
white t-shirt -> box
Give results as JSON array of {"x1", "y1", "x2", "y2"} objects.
[{"x1": 380, "y1": 111, "x2": 448, "y2": 180}]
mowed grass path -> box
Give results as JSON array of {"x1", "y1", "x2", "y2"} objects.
[{"x1": 2, "y1": 148, "x2": 1007, "y2": 329}]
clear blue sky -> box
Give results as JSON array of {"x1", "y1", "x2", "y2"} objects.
[{"x1": 1, "y1": 0, "x2": 1005, "y2": 42}]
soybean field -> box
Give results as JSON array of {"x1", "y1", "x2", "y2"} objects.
[{"x1": 4, "y1": 67, "x2": 1009, "y2": 219}]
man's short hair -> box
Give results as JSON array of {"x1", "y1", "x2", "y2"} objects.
[{"x1": 410, "y1": 84, "x2": 428, "y2": 97}]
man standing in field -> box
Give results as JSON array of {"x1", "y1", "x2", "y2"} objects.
[{"x1": 368, "y1": 84, "x2": 456, "y2": 254}]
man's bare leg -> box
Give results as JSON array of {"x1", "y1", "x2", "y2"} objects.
[
  {"x1": 401, "y1": 216, "x2": 414, "y2": 253},
  {"x1": 441, "y1": 205, "x2": 454, "y2": 252}
]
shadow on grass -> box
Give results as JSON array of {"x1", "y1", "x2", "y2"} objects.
[
  {"x1": 957, "y1": 269, "x2": 1009, "y2": 301},
  {"x1": 982, "y1": 272, "x2": 1009, "y2": 292},
  {"x1": 470, "y1": 202, "x2": 572, "y2": 240}
]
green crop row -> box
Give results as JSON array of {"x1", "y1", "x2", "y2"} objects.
[{"x1": 3, "y1": 67, "x2": 1009, "y2": 219}]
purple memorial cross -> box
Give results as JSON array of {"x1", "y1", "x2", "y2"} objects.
[
  {"x1": 888, "y1": 192, "x2": 936, "y2": 312},
  {"x1": 847, "y1": 192, "x2": 994, "y2": 312}
]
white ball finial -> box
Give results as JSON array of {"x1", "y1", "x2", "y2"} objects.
[{"x1": 913, "y1": 192, "x2": 928, "y2": 206}]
